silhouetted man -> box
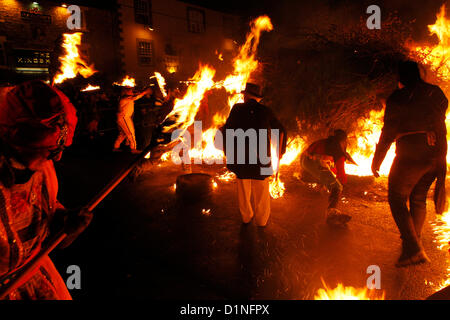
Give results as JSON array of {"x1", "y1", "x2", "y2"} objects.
[
  {"x1": 220, "y1": 83, "x2": 286, "y2": 227},
  {"x1": 372, "y1": 61, "x2": 448, "y2": 267}
]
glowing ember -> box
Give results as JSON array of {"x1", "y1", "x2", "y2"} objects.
[
  {"x1": 151, "y1": 72, "x2": 167, "y2": 98},
  {"x1": 430, "y1": 209, "x2": 450, "y2": 290},
  {"x1": 53, "y1": 32, "x2": 97, "y2": 84},
  {"x1": 202, "y1": 208, "x2": 211, "y2": 216},
  {"x1": 81, "y1": 84, "x2": 100, "y2": 92},
  {"x1": 215, "y1": 170, "x2": 236, "y2": 182},
  {"x1": 346, "y1": 109, "x2": 395, "y2": 176},
  {"x1": 314, "y1": 280, "x2": 385, "y2": 300},
  {"x1": 114, "y1": 75, "x2": 136, "y2": 87}
]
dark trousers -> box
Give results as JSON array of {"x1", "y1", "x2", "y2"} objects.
[{"x1": 388, "y1": 157, "x2": 439, "y2": 255}]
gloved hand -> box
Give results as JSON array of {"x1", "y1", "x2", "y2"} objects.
[{"x1": 53, "y1": 208, "x2": 93, "y2": 249}]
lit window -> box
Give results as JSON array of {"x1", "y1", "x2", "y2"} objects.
[
  {"x1": 137, "y1": 40, "x2": 153, "y2": 66},
  {"x1": 187, "y1": 7, "x2": 205, "y2": 33},
  {"x1": 134, "y1": 0, "x2": 153, "y2": 27}
]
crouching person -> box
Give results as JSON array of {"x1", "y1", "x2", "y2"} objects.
[
  {"x1": 0, "y1": 80, "x2": 92, "y2": 300},
  {"x1": 300, "y1": 130, "x2": 354, "y2": 226},
  {"x1": 220, "y1": 83, "x2": 286, "y2": 227}
]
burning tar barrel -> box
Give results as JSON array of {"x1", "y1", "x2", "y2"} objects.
[{"x1": 175, "y1": 173, "x2": 214, "y2": 203}]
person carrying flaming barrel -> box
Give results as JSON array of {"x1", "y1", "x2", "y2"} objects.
[
  {"x1": 0, "y1": 80, "x2": 92, "y2": 299},
  {"x1": 372, "y1": 61, "x2": 448, "y2": 268},
  {"x1": 113, "y1": 86, "x2": 151, "y2": 153},
  {"x1": 219, "y1": 83, "x2": 287, "y2": 227},
  {"x1": 299, "y1": 129, "x2": 356, "y2": 226}
]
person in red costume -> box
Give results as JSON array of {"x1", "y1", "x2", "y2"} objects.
[
  {"x1": 0, "y1": 80, "x2": 92, "y2": 300},
  {"x1": 300, "y1": 129, "x2": 355, "y2": 226}
]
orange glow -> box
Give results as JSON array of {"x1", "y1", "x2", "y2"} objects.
[{"x1": 53, "y1": 33, "x2": 97, "y2": 84}]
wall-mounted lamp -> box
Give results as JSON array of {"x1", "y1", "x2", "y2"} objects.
[
  {"x1": 61, "y1": 3, "x2": 67, "y2": 8},
  {"x1": 148, "y1": 27, "x2": 154, "y2": 31},
  {"x1": 32, "y1": 1, "x2": 39, "y2": 5}
]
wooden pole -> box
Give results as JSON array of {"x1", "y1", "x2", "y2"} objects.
[{"x1": 0, "y1": 143, "x2": 155, "y2": 299}]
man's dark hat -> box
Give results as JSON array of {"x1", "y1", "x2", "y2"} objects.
[{"x1": 242, "y1": 82, "x2": 263, "y2": 98}]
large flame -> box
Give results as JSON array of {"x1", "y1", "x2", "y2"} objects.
[
  {"x1": 346, "y1": 109, "x2": 396, "y2": 176},
  {"x1": 53, "y1": 33, "x2": 97, "y2": 84},
  {"x1": 414, "y1": 5, "x2": 450, "y2": 81},
  {"x1": 314, "y1": 280, "x2": 385, "y2": 300},
  {"x1": 222, "y1": 15, "x2": 274, "y2": 109},
  {"x1": 162, "y1": 65, "x2": 216, "y2": 134},
  {"x1": 151, "y1": 72, "x2": 168, "y2": 98}
]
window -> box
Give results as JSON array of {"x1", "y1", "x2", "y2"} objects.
[
  {"x1": 134, "y1": 0, "x2": 153, "y2": 26},
  {"x1": 137, "y1": 39, "x2": 153, "y2": 66},
  {"x1": 187, "y1": 7, "x2": 205, "y2": 33}
]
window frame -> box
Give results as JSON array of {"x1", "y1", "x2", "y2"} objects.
[
  {"x1": 134, "y1": 0, "x2": 153, "y2": 27},
  {"x1": 136, "y1": 39, "x2": 154, "y2": 66},
  {"x1": 186, "y1": 7, "x2": 206, "y2": 34}
]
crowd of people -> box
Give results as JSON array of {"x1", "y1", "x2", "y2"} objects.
[{"x1": 0, "y1": 60, "x2": 448, "y2": 299}]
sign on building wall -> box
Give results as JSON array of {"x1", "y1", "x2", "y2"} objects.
[
  {"x1": 14, "y1": 49, "x2": 51, "y2": 68},
  {"x1": 21, "y1": 11, "x2": 52, "y2": 24}
]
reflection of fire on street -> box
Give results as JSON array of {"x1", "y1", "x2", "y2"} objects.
[{"x1": 430, "y1": 209, "x2": 450, "y2": 290}]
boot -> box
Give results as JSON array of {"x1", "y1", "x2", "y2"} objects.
[{"x1": 326, "y1": 208, "x2": 351, "y2": 226}]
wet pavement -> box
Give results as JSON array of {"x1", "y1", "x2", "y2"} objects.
[{"x1": 51, "y1": 143, "x2": 450, "y2": 300}]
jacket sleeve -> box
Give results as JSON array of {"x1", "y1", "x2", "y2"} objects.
[
  {"x1": 267, "y1": 108, "x2": 287, "y2": 155},
  {"x1": 372, "y1": 97, "x2": 397, "y2": 170}
]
